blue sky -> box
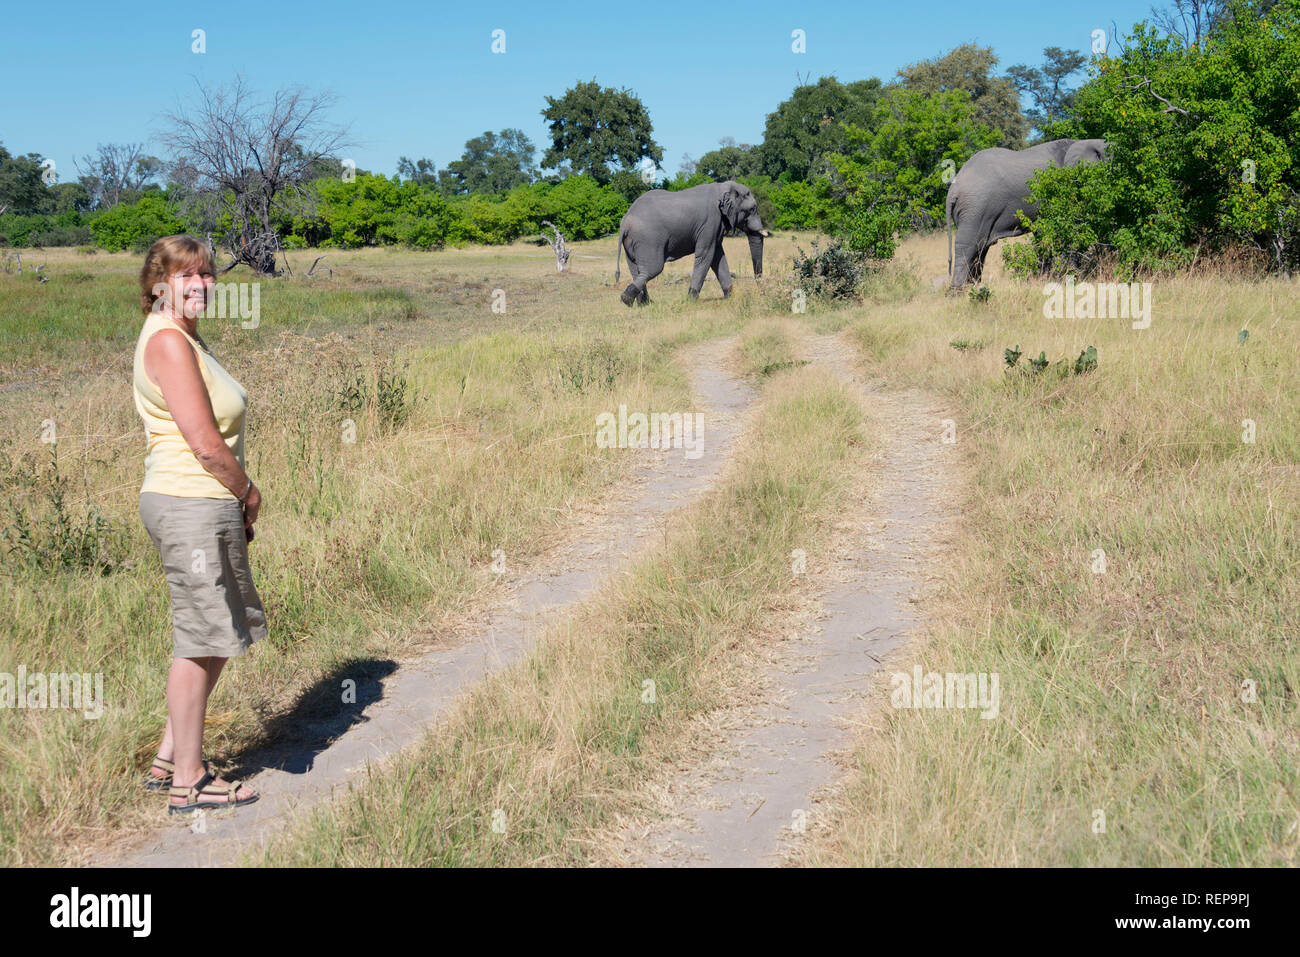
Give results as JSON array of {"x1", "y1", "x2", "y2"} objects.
[{"x1": 2, "y1": 0, "x2": 1162, "y2": 181}]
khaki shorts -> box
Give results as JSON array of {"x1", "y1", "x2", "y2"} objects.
[{"x1": 139, "y1": 492, "x2": 267, "y2": 658}]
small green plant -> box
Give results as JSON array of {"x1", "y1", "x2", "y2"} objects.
[
  {"x1": 336, "y1": 354, "x2": 418, "y2": 433},
  {"x1": 760, "y1": 359, "x2": 812, "y2": 376},
  {"x1": 0, "y1": 446, "x2": 125, "y2": 574},
  {"x1": 1237, "y1": 329, "x2": 1250, "y2": 344},
  {"x1": 1073, "y1": 345, "x2": 1098, "y2": 375},
  {"x1": 950, "y1": 339, "x2": 987, "y2": 352},
  {"x1": 968, "y1": 285, "x2": 993, "y2": 304},
  {"x1": 1004, "y1": 344, "x2": 1099, "y2": 378}
]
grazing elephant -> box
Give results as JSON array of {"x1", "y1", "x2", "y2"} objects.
[
  {"x1": 945, "y1": 138, "x2": 1109, "y2": 288},
  {"x1": 615, "y1": 180, "x2": 769, "y2": 305}
]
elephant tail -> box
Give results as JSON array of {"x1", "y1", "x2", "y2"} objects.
[{"x1": 615, "y1": 223, "x2": 625, "y2": 283}]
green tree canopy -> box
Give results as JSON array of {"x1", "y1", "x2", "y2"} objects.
[
  {"x1": 1006, "y1": 47, "x2": 1088, "y2": 139},
  {"x1": 896, "y1": 44, "x2": 1027, "y2": 148},
  {"x1": 827, "y1": 86, "x2": 1002, "y2": 248},
  {"x1": 441, "y1": 129, "x2": 537, "y2": 195},
  {"x1": 756, "y1": 76, "x2": 884, "y2": 181},
  {"x1": 0, "y1": 142, "x2": 50, "y2": 215},
  {"x1": 540, "y1": 81, "x2": 663, "y2": 184},
  {"x1": 696, "y1": 140, "x2": 763, "y2": 181},
  {"x1": 1014, "y1": 0, "x2": 1300, "y2": 275}
]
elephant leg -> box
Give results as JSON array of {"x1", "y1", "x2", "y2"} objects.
[
  {"x1": 621, "y1": 245, "x2": 664, "y2": 306},
  {"x1": 950, "y1": 242, "x2": 975, "y2": 288},
  {"x1": 711, "y1": 248, "x2": 733, "y2": 298},
  {"x1": 687, "y1": 248, "x2": 713, "y2": 299},
  {"x1": 971, "y1": 241, "x2": 992, "y2": 282}
]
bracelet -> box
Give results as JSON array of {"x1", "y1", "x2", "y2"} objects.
[{"x1": 238, "y1": 478, "x2": 253, "y2": 504}]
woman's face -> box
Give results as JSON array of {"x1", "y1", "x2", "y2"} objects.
[{"x1": 165, "y1": 261, "x2": 215, "y2": 319}]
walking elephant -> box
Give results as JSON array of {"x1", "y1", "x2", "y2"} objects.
[
  {"x1": 945, "y1": 138, "x2": 1109, "y2": 288},
  {"x1": 615, "y1": 180, "x2": 769, "y2": 305}
]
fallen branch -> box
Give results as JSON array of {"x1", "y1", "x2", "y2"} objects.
[{"x1": 306, "y1": 255, "x2": 331, "y2": 278}]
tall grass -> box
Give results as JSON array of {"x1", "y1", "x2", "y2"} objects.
[
  {"x1": 0, "y1": 236, "x2": 804, "y2": 864},
  {"x1": 801, "y1": 234, "x2": 1300, "y2": 866}
]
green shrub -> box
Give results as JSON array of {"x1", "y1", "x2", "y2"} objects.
[
  {"x1": 1016, "y1": 2, "x2": 1300, "y2": 277},
  {"x1": 87, "y1": 194, "x2": 186, "y2": 252}
]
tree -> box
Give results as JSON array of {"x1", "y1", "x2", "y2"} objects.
[
  {"x1": 158, "y1": 77, "x2": 349, "y2": 275},
  {"x1": 1013, "y1": 0, "x2": 1300, "y2": 276},
  {"x1": 397, "y1": 156, "x2": 439, "y2": 186},
  {"x1": 756, "y1": 76, "x2": 884, "y2": 181},
  {"x1": 827, "y1": 86, "x2": 1002, "y2": 241},
  {"x1": 540, "y1": 80, "x2": 662, "y2": 184},
  {"x1": 0, "y1": 142, "x2": 49, "y2": 215},
  {"x1": 696, "y1": 140, "x2": 763, "y2": 180},
  {"x1": 1151, "y1": 0, "x2": 1227, "y2": 47},
  {"x1": 1007, "y1": 47, "x2": 1089, "y2": 138},
  {"x1": 441, "y1": 129, "x2": 536, "y2": 194},
  {"x1": 896, "y1": 44, "x2": 1027, "y2": 148},
  {"x1": 76, "y1": 144, "x2": 165, "y2": 210}
]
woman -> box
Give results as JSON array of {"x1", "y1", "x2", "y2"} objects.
[{"x1": 133, "y1": 234, "x2": 264, "y2": 815}]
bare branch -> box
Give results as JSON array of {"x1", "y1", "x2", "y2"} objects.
[{"x1": 1119, "y1": 75, "x2": 1192, "y2": 115}]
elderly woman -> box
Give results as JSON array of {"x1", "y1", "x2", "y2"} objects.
[{"x1": 133, "y1": 234, "x2": 264, "y2": 814}]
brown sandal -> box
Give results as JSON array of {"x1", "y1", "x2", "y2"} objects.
[
  {"x1": 168, "y1": 762, "x2": 258, "y2": 815},
  {"x1": 143, "y1": 756, "x2": 174, "y2": 791}
]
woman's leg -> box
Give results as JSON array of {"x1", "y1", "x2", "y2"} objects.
[
  {"x1": 154, "y1": 660, "x2": 228, "y2": 780},
  {"x1": 167, "y1": 655, "x2": 211, "y2": 788},
  {"x1": 168, "y1": 655, "x2": 255, "y2": 805}
]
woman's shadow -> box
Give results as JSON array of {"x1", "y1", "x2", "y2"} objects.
[{"x1": 225, "y1": 657, "x2": 398, "y2": 778}]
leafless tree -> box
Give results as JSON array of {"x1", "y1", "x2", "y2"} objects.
[
  {"x1": 75, "y1": 143, "x2": 163, "y2": 209},
  {"x1": 540, "y1": 221, "x2": 570, "y2": 272},
  {"x1": 1150, "y1": 0, "x2": 1226, "y2": 49},
  {"x1": 158, "y1": 77, "x2": 349, "y2": 276}
]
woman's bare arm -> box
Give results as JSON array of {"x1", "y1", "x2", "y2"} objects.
[{"x1": 144, "y1": 329, "x2": 260, "y2": 525}]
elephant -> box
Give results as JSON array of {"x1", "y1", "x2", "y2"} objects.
[
  {"x1": 615, "y1": 180, "x2": 770, "y2": 305},
  {"x1": 945, "y1": 138, "x2": 1109, "y2": 288}
]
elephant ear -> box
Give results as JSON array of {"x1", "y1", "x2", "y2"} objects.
[{"x1": 718, "y1": 184, "x2": 740, "y2": 230}]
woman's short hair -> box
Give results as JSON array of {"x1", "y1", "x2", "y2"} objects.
[{"x1": 139, "y1": 235, "x2": 215, "y2": 316}]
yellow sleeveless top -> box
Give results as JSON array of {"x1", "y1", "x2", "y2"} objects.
[{"x1": 132, "y1": 313, "x2": 248, "y2": 499}]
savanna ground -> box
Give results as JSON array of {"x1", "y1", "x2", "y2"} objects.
[{"x1": 0, "y1": 226, "x2": 1295, "y2": 866}]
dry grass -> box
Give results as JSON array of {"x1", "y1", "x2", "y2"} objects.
[
  {"x1": 799, "y1": 231, "x2": 1300, "y2": 866},
  {"x1": 0, "y1": 233, "x2": 806, "y2": 865},
  {"x1": 249, "y1": 339, "x2": 870, "y2": 866}
]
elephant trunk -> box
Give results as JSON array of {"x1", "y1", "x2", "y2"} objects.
[{"x1": 748, "y1": 233, "x2": 764, "y2": 278}]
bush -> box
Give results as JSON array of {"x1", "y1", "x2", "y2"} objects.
[
  {"x1": 87, "y1": 194, "x2": 186, "y2": 252},
  {"x1": 1017, "y1": 2, "x2": 1300, "y2": 277},
  {"x1": 792, "y1": 238, "x2": 868, "y2": 300}
]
